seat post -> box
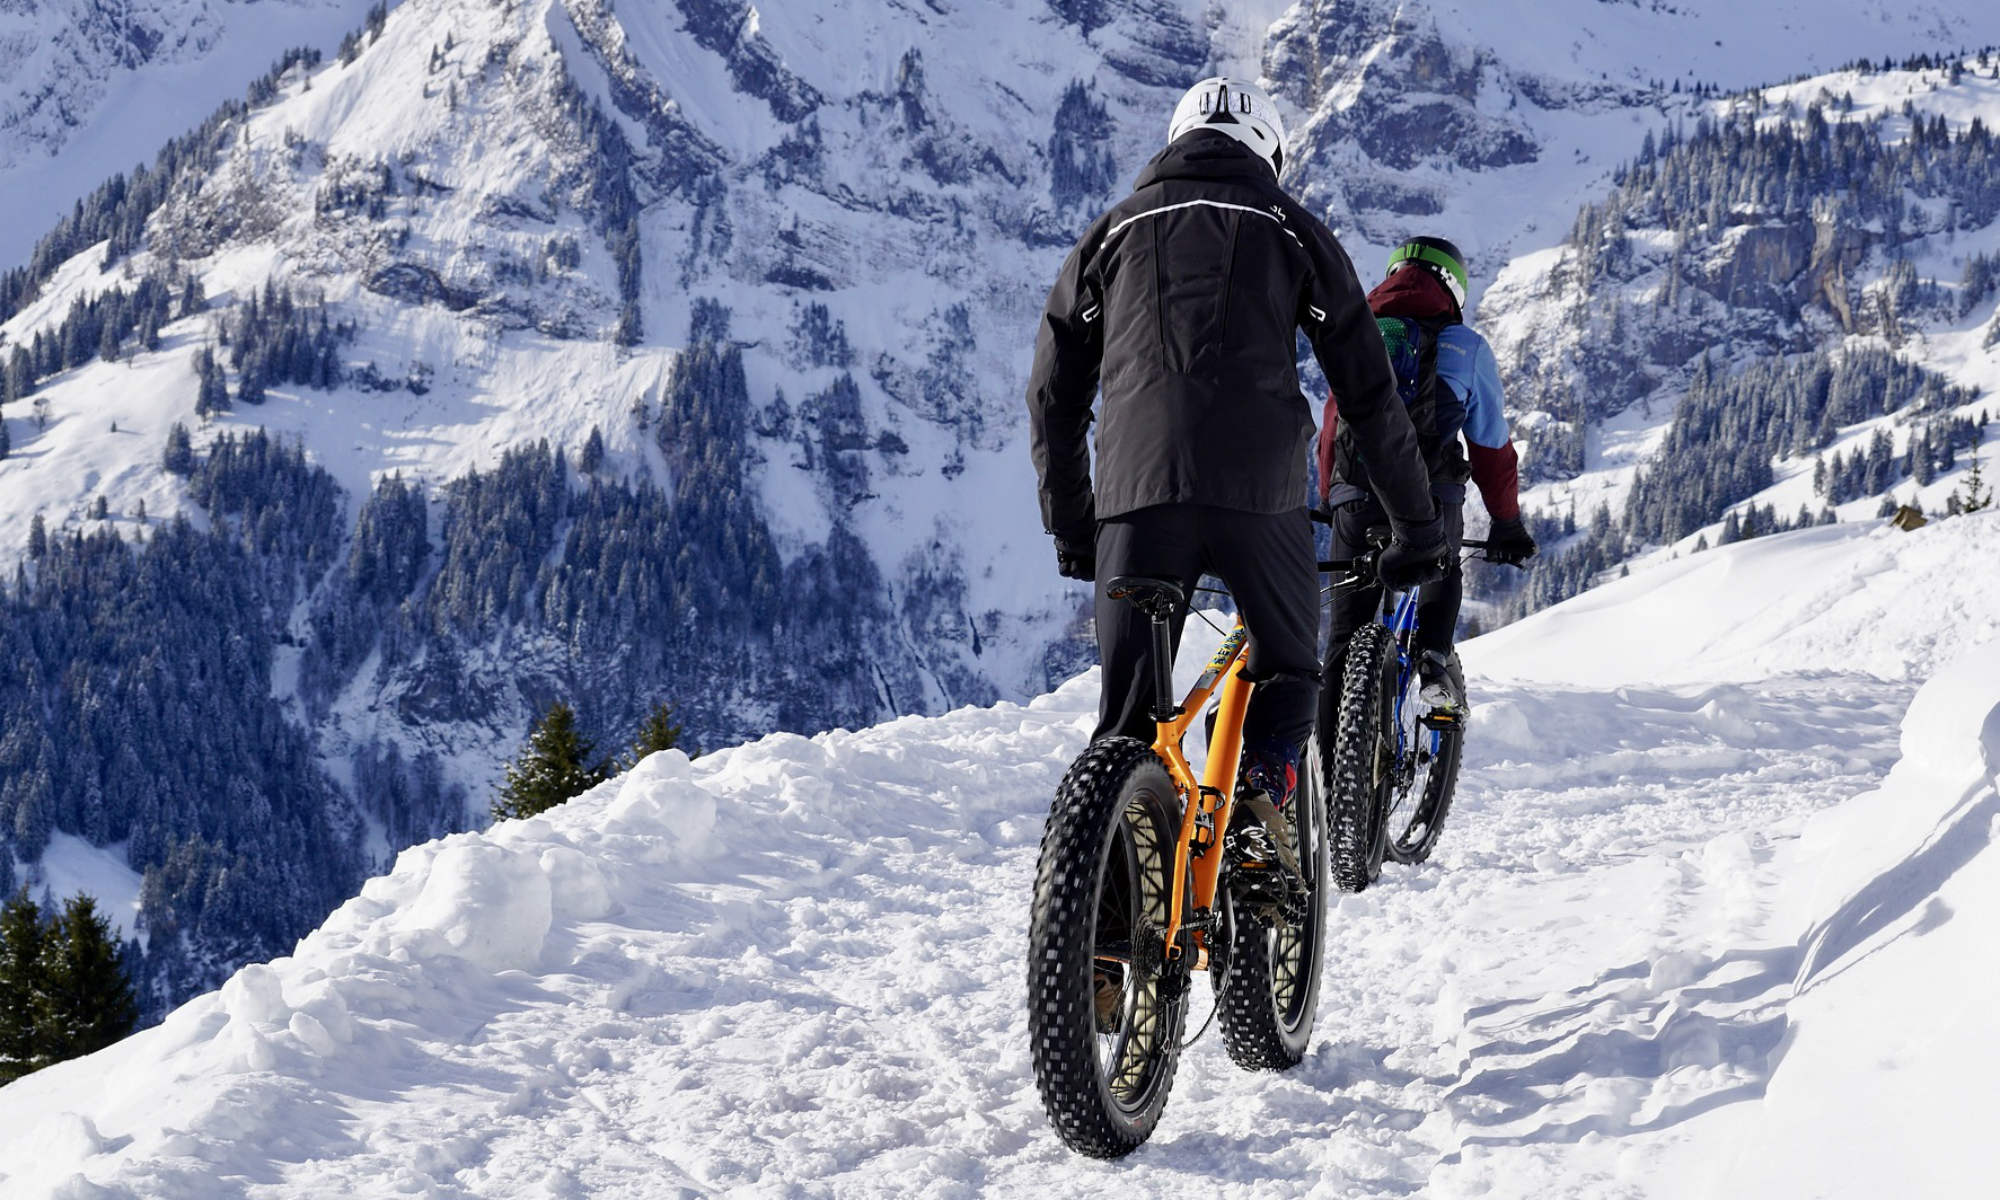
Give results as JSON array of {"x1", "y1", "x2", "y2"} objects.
[
  {"x1": 1104, "y1": 576, "x2": 1189, "y2": 725},
  {"x1": 1149, "y1": 612, "x2": 1178, "y2": 723}
]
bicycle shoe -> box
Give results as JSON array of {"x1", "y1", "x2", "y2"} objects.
[
  {"x1": 1418, "y1": 650, "x2": 1467, "y2": 714},
  {"x1": 1230, "y1": 747, "x2": 1302, "y2": 880}
]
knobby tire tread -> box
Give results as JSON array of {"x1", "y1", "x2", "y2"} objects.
[
  {"x1": 1215, "y1": 733, "x2": 1328, "y2": 1070},
  {"x1": 1028, "y1": 737, "x2": 1185, "y2": 1158},
  {"x1": 1328, "y1": 623, "x2": 1394, "y2": 893}
]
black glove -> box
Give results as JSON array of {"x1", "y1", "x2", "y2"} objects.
[
  {"x1": 1379, "y1": 519, "x2": 1450, "y2": 590},
  {"x1": 1486, "y1": 516, "x2": 1538, "y2": 567},
  {"x1": 1052, "y1": 528, "x2": 1096, "y2": 583}
]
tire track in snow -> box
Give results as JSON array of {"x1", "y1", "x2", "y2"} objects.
[{"x1": 0, "y1": 672, "x2": 1911, "y2": 1198}]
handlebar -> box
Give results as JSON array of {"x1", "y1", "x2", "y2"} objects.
[{"x1": 1317, "y1": 539, "x2": 1512, "y2": 586}]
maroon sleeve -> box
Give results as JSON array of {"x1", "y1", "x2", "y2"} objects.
[
  {"x1": 1316, "y1": 392, "x2": 1339, "y2": 503},
  {"x1": 1467, "y1": 440, "x2": 1522, "y2": 522}
]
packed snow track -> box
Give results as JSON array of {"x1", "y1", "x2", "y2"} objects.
[
  {"x1": 0, "y1": 669, "x2": 1919, "y2": 1198},
  {"x1": 4, "y1": 518, "x2": 1998, "y2": 1197}
]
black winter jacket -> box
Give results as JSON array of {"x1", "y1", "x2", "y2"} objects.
[{"x1": 1026, "y1": 132, "x2": 1436, "y2": 539}]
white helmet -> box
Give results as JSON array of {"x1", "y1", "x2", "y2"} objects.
[{"x1": 1168, "y1": 77, "x2": 1287, "y2": 176}]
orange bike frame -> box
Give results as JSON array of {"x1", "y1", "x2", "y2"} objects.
[{"x1": 1152, "y1": 618, "x2": 1253, "y2": 965}]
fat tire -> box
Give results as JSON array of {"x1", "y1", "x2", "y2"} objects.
[
  {"x1": 1326, "y1": 623, "x2": 1396, "y2": 892},
  {"x1": 1384, "y1": 674, "x2": 1463, "y2": 865},
  {"x1": 1216, "y1": 733, "x2": 1330, "y2": 1070},
  {"x1": 1028, "y1": 737, "x2": 1188, "y2": 1158}
]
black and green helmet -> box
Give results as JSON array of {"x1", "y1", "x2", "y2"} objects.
[{"x1": 1386, "y1": 236, "x2": 1468, "y2": 308}]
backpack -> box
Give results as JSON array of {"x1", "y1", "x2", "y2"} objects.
[
  {"x1": 1331, "y1": 315, "x2": 1470, "y2": 486},
  {"x1": 1376, "y1": 315, "x2": 1447, "y2": 432}
]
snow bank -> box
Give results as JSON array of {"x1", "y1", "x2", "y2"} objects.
[
  {"x1": 0, "y1": 685, "x2": 1101, "y2": 1198},
  {"x1": 1689, "y1": 639, "x2": 2000, "y2": 1198},
  {"x1": 1468, "y1": 513, "x2": 2000, "y2": 687},
  {"x1": 0, "y1": 507, "x2": 1994, "y2": 1197}
]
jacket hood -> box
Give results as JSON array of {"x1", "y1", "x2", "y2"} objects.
[
  {"x1": 1134, "y1": 129, "x2": 1279, "y2": 191},
  {"x1": 1368, "y1": 262, "x2": 1461, "y2": 321}
]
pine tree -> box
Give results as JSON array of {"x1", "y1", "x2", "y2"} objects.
[
  {"x1": 580, "y1": 426, "x2": 605, "y2": 474},
  {"x1": 0, "y1": 890, "x2": 46, "y2": 1083},
  {"x1": 1959, "y1": 444, "x2": 1992, "y2": 513},
  {"x1": 491, "y1": 702, "x2": 610, "y2": 821},
  {"x1": 3, "y1": 346, "x2": 30, "y2": 404},
  {"x1": 26, "y1": 513, "x2": 45, "y2": 558},
  {"x1": 163, "y1": 421, "x2": 195, "y2": 474},
  {"x1": 33, "y1": 896, "x2": 139, "y2": 1067},
  {"x1": 12, "y1": 767, "x2": 54, "y2": 858},
  {"x1": 627, "y1": 701, "x2": 693, "y2": 767}
]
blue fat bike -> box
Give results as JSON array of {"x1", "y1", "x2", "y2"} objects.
[{"x1": 1318, "y1": 528, "x2": 1500, "y2": 892}]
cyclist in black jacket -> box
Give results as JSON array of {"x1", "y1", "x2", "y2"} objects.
[{"x1": 1026, "y1": 77, "x2": 1447, "y2": 877}]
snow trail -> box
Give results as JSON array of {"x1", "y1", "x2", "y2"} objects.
[
  {"x1": 5, "y1": 517, "x2": 1998, "y2": 1197},
  {"x1": 0, "y1": 668, "x2": 1910, "y2": 1198}
]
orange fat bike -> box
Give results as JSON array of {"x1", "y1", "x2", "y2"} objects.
[{"x1": 1026, "y1": 575, "x2": 1330, "y2": 1158}]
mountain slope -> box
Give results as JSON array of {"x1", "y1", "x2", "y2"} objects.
[
  {"x1": 1478, "y1": 54, "x2": 2000, "y2": 614},
  {"x1": 2, "y1": 511, "x2": 1994, "y2": 1197},
  {"x1": 0, "y1": 0, "x2": 382, "y2": 268}
]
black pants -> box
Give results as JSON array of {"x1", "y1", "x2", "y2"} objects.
[
  {"x1": 1324, "y1": 491, "x2": 1465, "y2": 673},
  {"x1": 1092, "y1": 505, "x2": 1319, "y2": 755}
]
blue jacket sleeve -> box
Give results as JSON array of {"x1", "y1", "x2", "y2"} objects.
[{"x1": 1436, "y1": 326, "x2": 1510, "y2": 450}]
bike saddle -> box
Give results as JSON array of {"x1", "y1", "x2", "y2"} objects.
[{"x1": 1104, "y1": 575, "x2": 1185, "y2": 620}]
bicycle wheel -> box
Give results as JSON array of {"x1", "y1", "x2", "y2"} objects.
[
  {"x1": 1028, "y1": 737, "x2": 1190, "y2": 1158},
  {"x1": 1326, "y1": 622, "x2": 1397, "y2": 892},
  {"x1": 1383, "y1": 651, "x2": 1464, "y2": 865},
  {"x1": 1215, "y1": 730, "x2": 1330, "y2": 1070}
]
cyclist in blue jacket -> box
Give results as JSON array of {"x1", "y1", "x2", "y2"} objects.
[{"x1": 1317, "y1": 236, "x2": 1537, "y2": 712}]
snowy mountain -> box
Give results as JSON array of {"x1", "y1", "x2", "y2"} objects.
[
  {"x1": 0, "y1": 0, "x2": 383, "y2": 267},
  {"x1": 2, "y1": 507, "x2": 1994, "y2": 1197},
  {"x1": 1480, "y1": 56, "x2": 2000, "y2": 612},
  {"x1": 2, "y1": 0, "x2": 1999, "y2": 1013}
]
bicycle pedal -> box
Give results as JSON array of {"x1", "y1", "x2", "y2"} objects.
[
  {"x1": 1225, "y1": 824, "x2": 1277, "y2": 865},
  {"x1": 1227, "y1": 861, "x2": 1308, "y2": 926}
]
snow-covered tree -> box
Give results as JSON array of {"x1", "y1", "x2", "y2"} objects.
[
  {"x1": 492, "y1": 703, "x2": 610, "y2": 822},
  {"x1": 32, "y1": 896, "x2": 139, "y2": 1069},
  {"x1": 1958, "y1": 445, "x2": 1992, "y2": 513},
  {"x1": 0, "y1": 890, "x2": 46, "y2": 1083},
  {"x1": 628, "y1": 701, "x2": 692, "y2": 768}
]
